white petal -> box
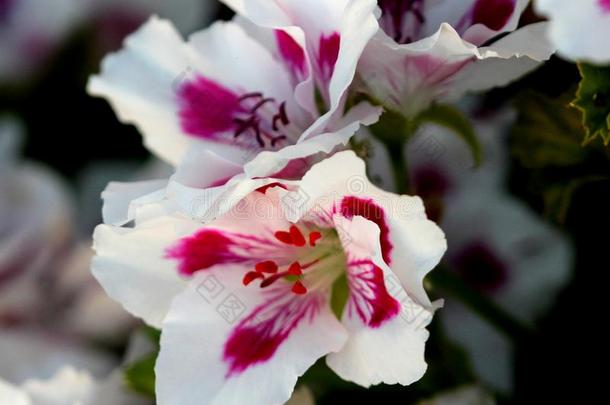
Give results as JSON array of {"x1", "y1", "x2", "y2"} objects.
[
  {"x1": 156, "y1": 270, "x2": 347, "y2": 405},
  {"x1": 87, "y1": 17, "x2": 195, "y2": 165},
  {"x1": 442, "y1": 188, "x2": 573, "y2": 322},
  {"x1": 0, "y1": 330, "x2": 115, "y2": 384},
  {"x1": 91, "y1": 216, "x2": 196, "y2": 328},
  {"x1": 448, "y1": 22, "x2": 555, "y2": 99},
  {"x1": 22, "y1": 367, "x2": 96, "y2": 405},
  {"x1": 536, "y1": 0, "x2": 610, "y2": 63},
  {"x1": 293, "y1": 151, "x2": 447, "y2": 307},
  {"x1": 223, "y1": 0, "x2": 379, "y2": 134},
  {"x1": 101, "y1": 180, "x2": 167, "y2": 226},
  {"x1": 327, "y1": 216, "x2": 434, "y2": 387},
  {"x1": 0, "y1": 379, "x2": 30, "y2": 405},
  {"x1": 358, "y1": 23, "x2": 481, "y2": 116},
  {"x1": 441, "y1": 300, "x2": 514, "y2": 392},
  {"x1": 244, "y1": 102, "x2": 381, "y2": 178}
]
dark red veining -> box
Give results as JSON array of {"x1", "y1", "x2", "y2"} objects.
[
  {"x1": 340, "y1": 196, "x2": 393, "y2": 265},
  {"x1": 223, "y1": 292, "x2": 322, "y2": 376},
  {"x1": 346, "y1": 259, "x2": 400, "y2": 327}
]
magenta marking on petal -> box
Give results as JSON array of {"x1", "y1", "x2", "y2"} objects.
[
  {"x1": 599, "y1": 0, "x2": 610, "y2": 14},
  {"x1": 275, "y1": 30, "x2": 307, "y2": 80},
  {"x1": 451, "y1": 241, "x2": 509, "y2": 294},
  {"x1": 318, "y1": 32, "x2": 341, "y2": 82},
  {"x1": 166, "y1": 230, "x2": 245, "y2": 275},
  {"x1": 471, "y1": 0, "x2": 516, "y2": 31},
  {"x1": 340, "y1": 196, "x2": 393, "y2": 265},
  {"x1": 346, "y1": 260, "x2": 400, "y2": 328},
  {"x1": 167, "y1": 229, "x2": 289, "y2": 276},
  {"x1": 223, "y1": 293, "x2": 322, "y2": 376},
  {"x1": 379, "y1": 0, "x2": 426, "y2": 44},
  {"x1": 178, "y1": 76, "x2": 242, "y2": 140}
]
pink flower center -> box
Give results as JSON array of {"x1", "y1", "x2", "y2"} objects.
[
  {"x1": 599, "y1": 0, "x2": 610, "y2": 14},
  {"x1": 452, "y1": 241, "x2": 508, "y2": 294},
  {"x1": 379, "y1": 0, "x2": 426, "y2": 44},
  {"x1": 178, "y1": 77, "x2": 292, "y2": 149},
  {"x1": 470, "y1": 0, "x2": 516, "y2": 31},
  {"x1": 241, "y1": 225, "x2": 324, "y2": 295}
]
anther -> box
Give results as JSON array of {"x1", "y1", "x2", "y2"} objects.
[
  {"x1": 243, "y1": 271, "x2": 264, "y2": 286},
  {"x1": 255, "y1": 261, "x2": 279, "y2": 274},
  {"x1": 309, "y1": 232, "x2": 322, "y2": 247},
  {"x1": 291, "y1": 281, "x2": 307, "y2": 295},
  {"x1": 289, "y1": 226, "x2": 306, "y2": 247}
]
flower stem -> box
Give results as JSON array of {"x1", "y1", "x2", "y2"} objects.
[
  {"x1": 428, "y1": 268, "x2": 533, "y2": 341},
  {"x1": 384, "y1": 140, "x2": 410, "y2": 194}
]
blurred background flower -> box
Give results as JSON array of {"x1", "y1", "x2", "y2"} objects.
[{"x1": 0, "y1": 1, "x2": 606, "y2": 404}]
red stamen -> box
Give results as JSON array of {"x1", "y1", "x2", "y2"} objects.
[
  {"x1": 309, "y1": 231, "x2": 322, "y2": 247},
  {"x1": 287, "y1": 262, "x2": 302, "y2": 276},
  {"x1": 289, "y1": 226, "x2": 306, "y2": 247},
  {"x1": 243, "y1": 271, "x2": 264, "y2": 286},
  {"x1": 291, "y1": 281, "x2": 307, "y2": 295},
  {"x1": 255, "y1": 260, "x2": 278, "y2": 274},
  {"x1": 275, "y1": 231, "x2": 293, "y2": 245}
]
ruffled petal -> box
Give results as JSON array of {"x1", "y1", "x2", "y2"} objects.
[
  {"x1": 326, "y1": 215, "x2": 435, "y2": 387},
  {"x1": 156, "y1": 269, "x2": 347, "y2": 405}
]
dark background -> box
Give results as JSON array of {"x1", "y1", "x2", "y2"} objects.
[{"x1": 0, "y1": 4, "x2": 605, "y2": 404}]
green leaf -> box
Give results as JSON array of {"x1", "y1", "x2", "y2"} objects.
[
  {"x1": 572, "y1": 63, "x2": 610, "y2": 146},
  {"x1": 124, "y1": 352, "x2": 157, "y2": 398},
  {"x1": 369, "y1": 109, "x2": 416, "y2": 144},
  {"x1": 330, "y1": 274, "x2": 349, "y2": 320},
  {"x1": 511, "y1": 91, "x2": 586, "y2": 168},
  {"x1": 415, "y1": 104, "x2": 482, "y2": 167}
]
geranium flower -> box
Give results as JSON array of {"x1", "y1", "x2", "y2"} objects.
[
  {"x1": 88, "y1": 1, "x2": 381, "y2": 220},
  {"x1": 356, "y1": 0, "x2": 555, "y2": 117},
  {"x1": 535, "y1": 0, "x2": 610, "y2": 63},
  {"x1": 0, "y1": 118, "x2": 73, "y2": 324},
  {"x1": 440, "y1": 186, "x2": 572, "y2": 392},
  {"x1": 0, "y1": 330, "x2": 155, "y2": 405},
  {"x1": 92, "y1": 151, "x2": 446, "y2": 404},
  {"x1": 1, "y1": 119, "x2": 136, "y2": 344},
  {"x1": 365, "y1": 109, "x2": 573, "y2": 391}
]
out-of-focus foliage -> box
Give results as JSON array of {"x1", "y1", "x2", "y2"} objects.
[
  {"x1": 572, "y1": 64, "x2": 610, "y2": 146},
  {"x1": 511, "y1": 90, "x2": 610, "y2": 224},
  {"x1": 123, "y1": 327, "x2": 159, "y2": 399}
]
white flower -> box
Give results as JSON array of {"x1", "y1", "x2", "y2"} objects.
[
  {"x1": 92, "y1": 151, "x2": 446, "y2": 405},
  {"x1": 363, "y1": 109, "x2": 573, "y2": 391},
  {"x1": 357, "y1": 0, "x2": 555, "y2": 117},
  {"x1": 0, "y1": 328, "x2": 159, "y2": 404},
  {"x1": 88, "y1": 1, "x2": 382, "y2": 220},
  {"x1": 405, "y1": 110, "x2": 572, "y2": 392},
  {"x1": 535, "y1": 0, "x2": 610, "y2": 63},
  {"x1": 0, "y1": 118, "x2": 74, "y2": 323},
  {"x1": 440, "y1": 187, "x2": 572, "y2": 392},
  {"x1": 0, "y1": 329, "x2": 115, "y2": 384},
  {"x1": 0, "y1": 118, "x2": 135, "y2": 341},
  {"x1": 0, "y1": 367, "x2": 100, "y2": 405}
]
